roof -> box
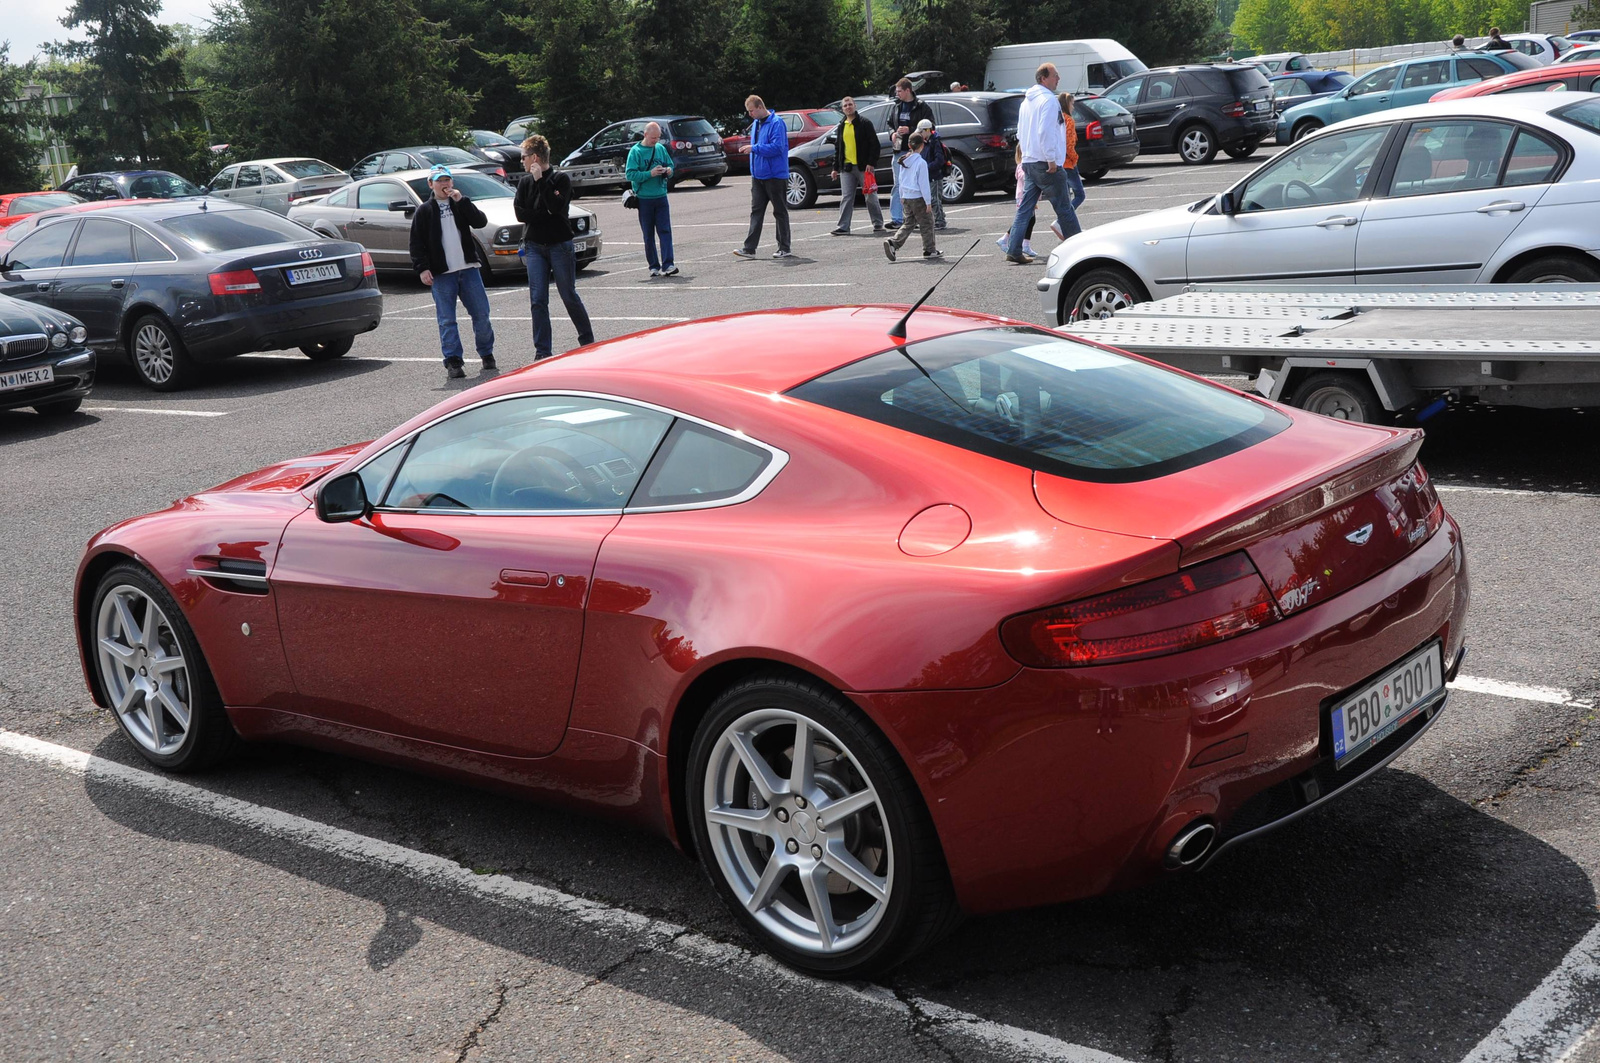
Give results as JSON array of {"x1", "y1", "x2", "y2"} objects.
[
  {"x1": 74, "y1": 170, "x2": 180, "y2": 180},
  {"x1": 225, "y1": 157, "x2": 332, "y2": 166},
  {"x1": 1456, "y1": 59, "x2": 1600, "y2": 87}
]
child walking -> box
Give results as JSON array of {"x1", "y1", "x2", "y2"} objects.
[
  {"x1": 883, "y1": 134, "x2": 942, "y2": 261},
  {"x1": 995, "y1": 145, "x2": 1038, "y2": 258}
]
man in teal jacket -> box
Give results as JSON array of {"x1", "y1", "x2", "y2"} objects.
[
  {"x1": 733, "y1": 94, "x2": 792, "y2": 259},
  {"x1": 626, "y1": 121, "x2": 677, "y2": 277}
]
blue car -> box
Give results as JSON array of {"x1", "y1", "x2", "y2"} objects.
[
  {"x1": 1269, "y1": 70, "x2": 1353, "y2": 114},
  {"x1": 1275, "y1": 51, "x2": 1534, "y2": 144}
]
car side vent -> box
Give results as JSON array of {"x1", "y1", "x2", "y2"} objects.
[
  {"x1": 602, "y1": 458, "x2": 634, "y2": 478},
  {"x1": 186, "y1": 557, "x2": 270, "y2": 595}
]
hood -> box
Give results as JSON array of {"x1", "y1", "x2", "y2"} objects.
[
  {"x1": 204, "y1": 442, "x2": 368, "y2": 495},
  {"x1": 0, "y1": 292, "x2": 80, "y2": 335},
  {"x1": 1049, "y1": 201, "x2": 1200, "y2": 268}
]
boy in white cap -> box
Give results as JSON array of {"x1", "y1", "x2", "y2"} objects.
[
  {"x1": 915, "y1": 117, "x2": 949, "y2": 229},
  {"x1": 408, "y1": 164, "x2": 496, "y2": 379}
]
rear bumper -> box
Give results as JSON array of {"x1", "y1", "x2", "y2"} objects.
[
  {"x1": 671, "y1": 156, "x2": 728, "y2": 181},
  {"x1": 851, "y1": 515, "x2": 1469, "y2": 915},
  {"x1": 0, "y1": 348, "x2": 95, "y2": 412},
  {"x1": 1219, "y1": 114, "x2": 1277, "y2": 147},
  {"x1": 181, "y1": 285, "x2": 384, "y2": 361},
  {"x1": 1079, "y1": 139, "x2": 1141, "y2": 170}
]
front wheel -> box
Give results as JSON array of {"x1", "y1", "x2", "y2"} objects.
[
  {"x1": 687, "y1": 675, "x2": 959, "y2": 978},
  {"x1": 940, "y1": 154, "x2": 975, "y2": 203},
  {"x1": 1176, "y1": 124, "x2": 1218, "y2": 165},
  {"x1": 300, "y1": 336, "x2": 354, "y2": 361},
  {"x1": 1292, "y1": 119, "x2": 1323, "y2": 142},
  {"x1": 1290, "y1": 371, "x2": 1387, "y2": 424},
  {"x1": 1503, "y1": 254, "x2": 1600, "y2": 284},
  {"x1": 700, "y1": 175, "x2": 723, "y2": 187},
  {"x1": 786, "y1": 165, "x2": 816, "y2": 209},
  {"x1": 34, "y1": 397, "x2": 83, "y2": 416},
  {"x1": 1062, "y1": 266, "x2": 1144, "y2": 323},
  {"x1": 1225, "y1": 141, "x2": 1258, "y2": 160}
]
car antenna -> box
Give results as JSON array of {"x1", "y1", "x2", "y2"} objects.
[{"x1": 888, "y1": 238, "x2": 981, "y2": 343}]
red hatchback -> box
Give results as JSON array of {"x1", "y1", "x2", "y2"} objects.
[
  {"x1": 723, "y1": 108, "x2": 843, "y2": 172},
  {"x1": 0, "y1": 190, "x2": 86, "y2": 230},
  {"x1": 1430, "y1": 59, "x2": 1600, "y2": 100},
  {"x1": 74, "y1": 306, "x2": 1468, "y2": 977}
]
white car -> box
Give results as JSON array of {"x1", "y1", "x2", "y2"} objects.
[
  {"x1": 1496, "y1": 33, "x2": 1576, "y2": 65},
  {"x1": 1039, "y1": 94, "x2": 1600, "y2": 324},
  {"x1": 1556, "y1": 43, "x2": 1600, "y2": 64},
  {"x1": 288, "y1": 170, "x2": 602, "y2": 275}
]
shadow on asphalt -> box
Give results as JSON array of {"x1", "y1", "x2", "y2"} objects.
[
  {"x1": 84, "y1": 731, "x2": 1596, "y2": 1063},
  {"x1": 1418, "y1": 405, "x2": 1598, "y2": 494}
]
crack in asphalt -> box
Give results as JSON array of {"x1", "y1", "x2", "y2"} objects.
[
  {"x1": 453, "y1": 976, "x2": 512, "y2": 1063},
  {"x1": 1475, "y1": 703, "x2": 1599, "y2": 809},
  {"x1": 556, "y1": 928, "x2": 695, "y2": 1006},
  {"x1": 886, "y1": 984, "x2": 979, "y2": 1063},
  {"x1": 1149, "y1": 981, "x2": 1193, "y2": 1063}
]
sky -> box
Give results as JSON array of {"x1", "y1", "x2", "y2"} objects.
[{"x1": 6, "y1": 0, "x2": 216, "y2": 63}]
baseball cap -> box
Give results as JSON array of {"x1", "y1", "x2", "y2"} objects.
[
  {"x1": 916, "y1": 118, "x2": 934, "y2": 131},
  {"x1": 428, "y1": 164, "x2": 453, "y2": 182}
]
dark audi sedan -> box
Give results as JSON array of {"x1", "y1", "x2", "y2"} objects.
[
  {"x1": 0, "y1": 201, "x2": 382, "y2": 390},
  {"x1": 0, "y1": 291, "x2": 95, "y2": 416}
]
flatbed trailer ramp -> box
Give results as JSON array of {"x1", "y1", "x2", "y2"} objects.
[{"x1": 1059, "y1": 284, "x2": 1600, "y2": 422}]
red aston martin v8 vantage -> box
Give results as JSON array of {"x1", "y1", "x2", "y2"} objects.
[{"x1": 75, "y1": 305, "x2": 1468, "y2": 977}]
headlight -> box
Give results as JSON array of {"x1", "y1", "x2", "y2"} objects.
[
  {"x1": 494, "y1": 227, "x2": 513, "y2": 244},
  {"x1": 51, "y1": 331, "x2": 68, "y2": 348},
  {"x1": 573, "y1": 217, "x2": 588, "y2": 233},
  {"x1": 71, "y1": 326, "x2": 87, "y2": 344}
]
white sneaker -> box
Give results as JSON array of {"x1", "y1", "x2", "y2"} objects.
[
  {"x1": 1050, "y1": 221, "x2": 1064, "y2": 240},
  {"x1": 1023, "y1": 241, "x2": 1037, "y2": 257},
  {"x1": 994, "y1": 234, "x2": 1007, "y2": 249}
]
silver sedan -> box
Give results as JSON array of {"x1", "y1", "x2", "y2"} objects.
[
  {"x1": 1039, "y1": 94, "x2": 1600, "y2": 324},
  {"x1": 288, "y1": 170, "x2": 601, "y2": 275}
]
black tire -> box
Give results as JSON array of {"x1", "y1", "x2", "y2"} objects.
[
  {"x1": 1225, "y1": 141, "x2": 1259, "y2": 160},
  {"x1": 34, "y1": 397, "x2": 83, "y2": 416},
  {"x1": 576, "y1": 255, "x2": 596, "y2": 272},
  {"x1": 1292, "y1": 119, "x2": 1323, "y2": 142},
  {"x1": 1175, "y1": 123, "x2": 1218, "y2": 165},
  {"x1": 90, "y1": 562, "x2": 242, "y2": 772},
  {"x1": 127, "y1": 313, "x2": 195, "y2": 391},
  {"x1": 940, "y1": 154, "x2": 976, "y2": 203},
  {"x1": 1061, "y1": 265, "x2": 1146, "y2": 324},
  {"x1": 686, "y1": 673, "x2": 961, "y2": 979},
  {"x1": 1079, "y1": 166, "x2": 1110, "y2": 182},
  {"x1": 786, "y1": 164, "x2": 817, "y2": 209},
  {"x1": 1503, "y1": 254, "x2": 1600, "y2": 284},
  {"x1": 300, "y1": 335, "x2": 355, "y2": 361},
  {"x1": 1290, "y1": 371, "x2": 1387, "y2": 424},
  {"x1": 700, "y1": 175, "x2": 723, "y2": 187}
]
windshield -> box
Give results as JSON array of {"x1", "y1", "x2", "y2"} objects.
[
  {"x1": 404, "y1": 173, "x2": 511, "y2": 201},
  {"x1": 277, "y1": 159, "x2": 344, "y2": 179},
  {"x1": 669, "y1": 118, "x2": 719, "y2": 138},
  {"x1": 161, "y1": 210, "x2": 317, "y2": 252},
  {"x1": 788, "y1": 328, "x2": 1287, "y2": 483},
  {"x1": 125, "y1": 173, "x2": 206, "y2": 198},
  {"x1": 419, "y1": 147, "x2": 480, "y2": 165},
  {"x1": 474, "y1": 131, "x2": 515, "y2": 146},
  {"x1": 1080, "y1": 97, "x2": 1129, "y2": 118}
]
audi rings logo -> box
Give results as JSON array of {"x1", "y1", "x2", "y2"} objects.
[{"x1": 297, "y1": 248, "x2": 324, "y2": 260}]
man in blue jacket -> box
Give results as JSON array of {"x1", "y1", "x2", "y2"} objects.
[{"x1": 733, "y1": 94, "x2": 792, "y2": 259}]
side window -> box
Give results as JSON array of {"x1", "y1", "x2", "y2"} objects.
[
  {"x1": 68, "y1": 219, "x2": 133, "y2": 266},
  {"x1": 1277, "y1": 78, "x2": 1310, "y2": 97},
  {"x1": 1401, "y1": 60, "x2": 1451, "y2": 90},
  {"x1": 349, "y1": 155, "x2": 382, "y2": 178},
  {"x1": 1143, "y1": 73, "x2": 1181, "y2": 102},
  {"x1": 1387, "y1": 121, "x2": 1513, "y2": 198},
  {"x1": 323, "y1": 186, "x2": 353, "y2": 207},
  {"x1": 95, "y1": 177, "x2": 120, "y2": 199},
  {"x1": 1288, "y1": 56, "x2": 1309, "y2": 71},
  {"x1": 264, "y1": 168, "x2": 285, "y2": 185},
  {"x1": 7, "y1": 221, "x2": 77, "y2": 269},
  {"x1": 133, "y1": 228, "x2": 176, "y2": 262},
  {"x1": 1498, "y1": 79, "x2": 1572, "y2": 93},
  {"x1": 1503, "y1": 127, "x2": 1564, "y2": 186},
  {"x1": 236, "y1": 165, "x2": 262, "y2": 188},
  {"x1": 593, "y1": 124, "x2": 630, "y2": 149},
  {"x1": 358, "y1": 182, "x2": 404, "y2": 210},
  {"x1": 1459, "y1": 58, "x2": 1505, "y2": 81},
  {"x1": 1236, "y1": 125, "x2": 1391, "y2": 212},
  {"x1": 1104, "y1": 78, "x2": 1142, "y2": 108},
  {"x1": 211, "y1": 167, "x2": 237, "y2": 189},
  {"x1": 381, "y1": 396, "x2": 674, "y2": 513},
  {"x1": 1349, "y1": 67, "x2": 1399, "y2": 96},
  {"x1": 357, "y1": 444, "x2": 405, "y2": 505},
  {"x1": 782, "y1": 114, "x2": 803, "y2": 133},
  {"x1": 380, "y1": 153, "x2": 412, "y2": 173},
  {"x1": 631, "y1": 421, "x2": 775, "y2": 508}
]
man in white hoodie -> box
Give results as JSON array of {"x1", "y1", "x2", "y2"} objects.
[{"x1": 1004, "y1": 63, "x2": 1081, "y2": 265}]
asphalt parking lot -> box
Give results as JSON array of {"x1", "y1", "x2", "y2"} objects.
[{"x1": 4, "y1": 150, "x2": 1600, "y2": 1063}]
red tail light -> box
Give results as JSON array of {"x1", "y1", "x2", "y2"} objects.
[
  {"x1": 1085, "y1": 120, "x2": 1104, "y2": 141},
  {"x1": 673, "y1": 140, "x2": 689, "y2": 151},
  {"x1": 208, "y1": 269, "x2": 261, "y2": 296},
  {"x1": 361, "y1": 251, "x2": 375, "y2": 276},
  {"x1": 493, "y1": 166, "x2": 505, "y2": 177},
  {"x1": 1222, "y1": 100, "x2": 1247, "y2": 117},
  {"x1": 978, "y1": 133, "x2": 1007, "y2": 149},
  {"x1": 1000, "y1": 553, "x2": 1281, "y2": 667}
]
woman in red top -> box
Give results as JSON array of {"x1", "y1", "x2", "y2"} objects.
[{"x1": 1060, "y1": 93, "x2": 1086, "y2": 214}]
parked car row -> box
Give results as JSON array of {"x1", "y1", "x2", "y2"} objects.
[{"x1": 558, "y1": 115, "x2": 728, "y2": 192}]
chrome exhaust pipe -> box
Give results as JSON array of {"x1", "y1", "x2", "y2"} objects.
[{"x1": 1164, "y1": 821, "x2": 1218, "y2": 870}]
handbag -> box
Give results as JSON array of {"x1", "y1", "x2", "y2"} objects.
[
  {"x1": 622, "y1": 187, "x2": 638, "y2": 209},
  {"x1": 862, "y1": 168, "x2": 878, "y2": 194}
]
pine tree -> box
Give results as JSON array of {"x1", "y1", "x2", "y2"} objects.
[{"x1": 0, "y1": 45, "x2": 48, "y2": 190}]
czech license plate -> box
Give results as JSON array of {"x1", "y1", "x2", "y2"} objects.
[
  {"x1": 0, "y1": 364, "x2": 53, "y2": 392},
  {"x1": 286, "y1": 263, "x2": 341, "y2": 286},
  {"x1": 1330, "y1": 643, "x2": 1443, "y2": 768},
  {"x1": 697, "y1": 144, "x2": 716, "y2": 154},
  {"x1": 1113, "y1": 126, "x2": 1131, "y2": 137},
  {"x1": 1254, "y1": 99, "x2": 1271, "y2": 111},
  {"x1": 574, "y1": 238, "x2": 593, "y2": 252}
]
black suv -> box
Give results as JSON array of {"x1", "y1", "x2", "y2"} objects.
[
  {"x1": 785, "y1": 92, "x2": 1021, "y2": 209},
  {"x1": 1100, "y1": 65, "x2": 1275, "y2": 164},
  {"x1": 559, "y1": 115, "x2": 727, "y2": 192}
]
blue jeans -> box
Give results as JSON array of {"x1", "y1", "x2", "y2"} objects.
[
  {"x1": 637, "y1": 194, "x2": 674, "y2": 270},
  {"x1": 523, "y1": 240, "x2": 594, "y2": 360},
  {"x1": 889, "y1": 158, "x2": 904, "y2": 223},
  {"x1": 1065, "y1": 166, "x2": 1086, "y2": 209},
  {"x1": 430, "y1": 266, "x2": 494, "y2": 365},
  {"x1": 1006, "y1": 163, "x2": 1081, "y2": 258}
]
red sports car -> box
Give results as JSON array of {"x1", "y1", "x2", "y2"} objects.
[
  {"x1": 74, "y1": 305, "x2": 1468, "y2": 977},
  {"x1": 1430, "y1": 58, "x2": 1600, "y2": 100},
  {"x1": 0, "y1": 190, "x2": 86, "y2": 230},
  {"x1": 723, "y1": 109, "x2": 843, "y2": 173}
]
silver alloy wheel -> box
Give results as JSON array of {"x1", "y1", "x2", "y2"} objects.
[
  {"x1": 941, "y1": 166, "x2": 964, "y2": 202},
  {"x1": 786, "y1": 169, "x2": 809, "y2": 207},
  {"x1": 133, "y1": 322, "x2": 175, "y2": 385},
  {"x1": 96, "y1": 584, "x2": 193, "y2": 757},
  {"x1": 1076, "y1": 283, "x2": 1134, "y2": 320},
  {"x1": 703, "y1": 708, "x2": 893, "y2": 955},
  {"x1": 1300, "y1": 384, "x2": 1368, "y2": 421},
  {"x1": 1180, "y1": 128, "x2": 1213, "y2": 162}
]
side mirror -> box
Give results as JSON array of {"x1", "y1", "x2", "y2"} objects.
[
  {"x1": 316, "y1": 471, "x2": 370, "y2": 523},
  {"x1": 824, "y1": 132, "x2": 837, "y2": 144},
  {"x1": 389, "y1": 200, "x2": 415, "y2": 215},
  {"x1": 1216, "y1": 191, "x2": 1238, "y2": 215}
]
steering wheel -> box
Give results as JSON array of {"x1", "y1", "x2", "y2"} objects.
[
  {"x1": 490, "y1": 445, "x2": 596, "y2": 508},
  {"x1": 1283, "y1": 179, "x2": 1316, "y2": 206}
]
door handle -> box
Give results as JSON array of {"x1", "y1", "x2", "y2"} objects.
[
  {"x1": 35, "y1": 281, "x2": 51, "y2": 291},
  {"x1": 498, "y1": 569, "x2": 550, "y2": 587},
  {"x1": 1476, "y1": 200, "x2": 1526, "y2": 214},
  {"x1": 110, "y1": 278, "x2": 125, "y2": 289},
  {"x1": 1316, "y1": 216, "x2": 1359, "y2": 228}
]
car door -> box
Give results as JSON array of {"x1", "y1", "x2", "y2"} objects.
[
  {"x1": 270, "y1": 394, "x2": 675, "y2": 758},
  {"x1": 1187, "y1": 123, "x2": 1394, "y2": 284},
  {"x1": 1337, "y1": 66, "x2": 1400, "y2": 120},
  {"x1": 260, "y1": 167, "x2": 290, "y2": 214},
  {"x1": 1131, "y1": 72, "x2": 1185, "y2": 150},
  {"x1": 0, "y1": 219, "x2": 77, "y2": 307},
  {"x1": 52, "y1": 217, "x2": 135, "y2": 348},
  {"x1": 1394, "y1": 58, "x2": 1453, "y2": 106},
  {"x1": 1273, "y1": 77, "x2": 1313, "y2": 112},
  {"x1": 312, "y1": 185, "x2": 359, "y2": 239},
  {"x1": 233, "y1": 164, "x2": 264, "y2": 208},
  {"x1": 209, "y1": 166, "x2": 238, "y2": 200},
  {"x1": 352, "y1": 180, "x2": 414, "y2": 265},
  {"x1": 1356, "y1": 119, "x2": 1560, "y2": 283}
]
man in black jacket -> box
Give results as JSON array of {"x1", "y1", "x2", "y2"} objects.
[
  {"x1": 514, "y1": 136, "x2": 595, "y2": 360},
  {"x1": 828, "y1": 96, "x2": 883, "y2": 235},
  {"x1": 408, "y1": 165, "x2": 496, "y2": 379},
  {"x1": 884, "y1": 78, "x2": 934, "y2": 230}
]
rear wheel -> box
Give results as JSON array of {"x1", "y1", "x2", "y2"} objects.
[
  {"x1": 300, "y1": 336, "x2": 354, "y2": 361},
  {"x1": 1063, "y1": 266, "x2": 1144, "y2": 323},
  {"x1": 1503, "y1": 254, "x2": 1600, "y2": 284},
  {"x1": 128, "y1": 314, "x2": 194, "y2": 391},
  {"x1": 940, "y1": 154, "x2": 975, "y2": 203},
  {"x1": 687, "y1": 674, "x2": 960, "y2": 979},
  {"x1": 1079, "y1": 166, "x2": 1110, "y2": 182},
  {"x1": 786, "y1": 164, "x2": 817, "y2": 209},
  {"x1": 1177, "y1": 124, "x2": 1217, "y2": 164},
  {"x1": 700, "y1": 175, "x2": 723, "y2": 187},
  {"x1": 34, "y1": 397, "x2": 83, "y2": 416},
  {"x1": 1290, "y1": 371, "x2": 1386, "y2": 424},
  {"x1": 1225, "y1": 141, "x2": 1259, "y2": 159}
]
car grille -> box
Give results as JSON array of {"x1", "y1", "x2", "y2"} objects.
[{"x1": 0, "y1": 334, "x2": 49, "y2": 362}]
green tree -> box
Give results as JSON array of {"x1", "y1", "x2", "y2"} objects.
[
  {"x1": 204, "y1": 0, "x2": 471, "y2": 167},
  {"x1": 723, "y1": 0, "x2": 874, "y2": 111},
  {"x1": 491, "y1": 0, "x2": 633, "y2": 157},
  {"x1": 882, "y1": 0, "x2": 1006, "y2": 86},
  {"x1": 990, "y1": 0, "x2": 1221, "y2": 67},
  {"x1": 46, "y1": 0, "x2": 196, "y2": 174},
  {"x1": 1573, "y1": 0, "x2": 1600, "y2": 27},
  {"x1": 415, "y1": 0, "x2": 528, "y2": 134},
  {"x1": 0, "y1": 45, "x2": 48, "y2": 190},
  {"x1": 1232, "y1": 0, "x2": 1314, "y2": 51}
]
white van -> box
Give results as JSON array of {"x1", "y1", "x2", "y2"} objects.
[{"x1": 983, "y1": 39, "x2": 1147, "y2": 94}]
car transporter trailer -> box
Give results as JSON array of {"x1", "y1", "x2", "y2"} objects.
[{"x1": 1056, "y1": 283, "x2": 1600, "y2": 423}]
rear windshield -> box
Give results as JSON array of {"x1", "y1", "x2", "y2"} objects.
[
  {"x1": 669, "y1": 119, "x2": 718, "y2": 138},
  {"x1": 419, "y1": 147, "x2": 480, "y2": 165},
  {"x1": 1228, "y1": 66, "x2": 1273, "y2": 91},
  {"x1": 1555, "y1": 98, "x2": 1600, "y2": 134},
  {"x1": 787, "y1": 328, "x2": 1288, "y2": 483},
  {"x1": 808, "y1": 109, "x2": 844, "y2": 126},
  {"x1": 989, "y1": 95, "x2": 1023, "y2": 129},
  {"x1": 1080, "y1": 97, "x2": 1129, "y2": 118},
  {"x1": 277, "y1": 159, "x2": 343, "y2": 179},
  {"x1": 12, "y1": 193, "x2": 83, "y2": 215},
  {"x1": 160, "y1": 210, "x2": 316, "y2": 252}
]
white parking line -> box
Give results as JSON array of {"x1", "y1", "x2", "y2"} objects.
[
  {"x1": 0, "y1": 729, "x2": 1134, "y2": 1063},
  {"x1": 83, "y1": 405, "x2": 229, "y2": 417},
  {"x1": 579, "y1": 282, "x2": 852, "y2": 291},
  {"x1": 1452, "y1": 676, "x2": 1595, "y2": 709},
  {"x1": 387, "y1": 315, "x2": 689, "y2": 323},
  {"x1": 1461, "y1": 920, "x2": 1600, "y2": 1063},
  {"x1": 1438, "y1": 484, "x2": 1598, "y2": 501}
]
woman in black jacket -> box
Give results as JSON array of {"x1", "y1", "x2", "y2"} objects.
[
  {"x1": 514, "y1": 135, "x2": 594, "y2": 361},
  {"x1": 829, "y1": 96, "x2": 884, "y2": 235}
]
